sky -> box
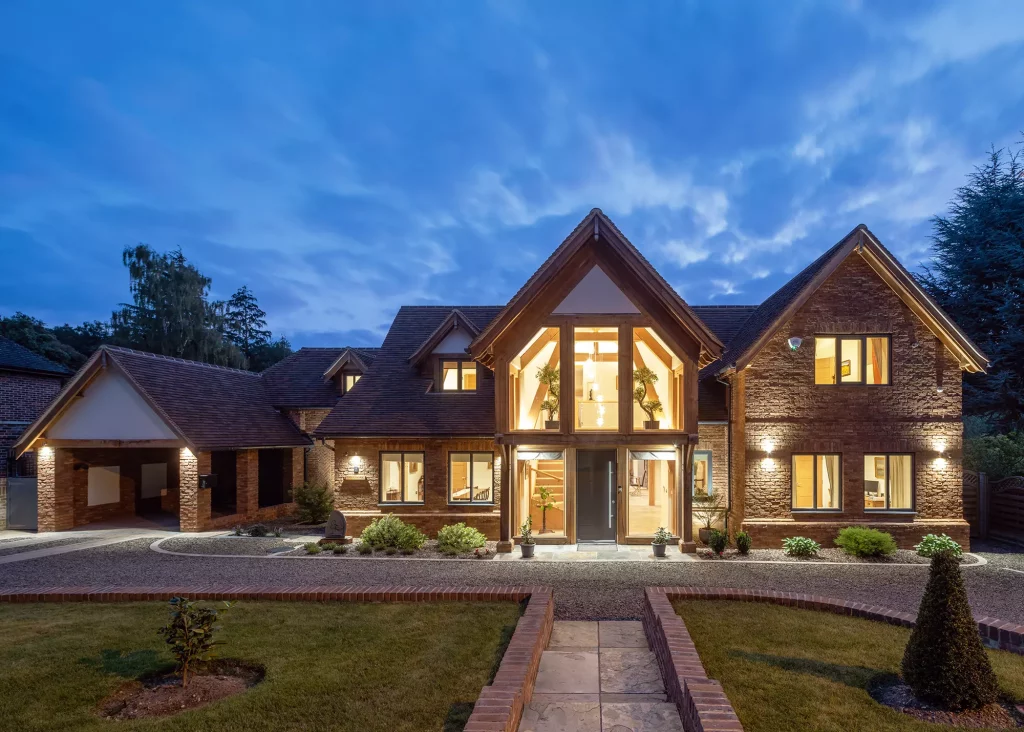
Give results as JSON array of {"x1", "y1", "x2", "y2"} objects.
[{"x1": 2, "y1": 1, "x2": 1023, "y2": 348}]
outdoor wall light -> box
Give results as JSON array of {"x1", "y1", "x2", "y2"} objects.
[
  {"x1": 762, "y1": 439, "x2": 775, "y2": 455},
  {"x1": 762, "y1": 457, "x2": 776, "y2": 472},
  {"x1": 934, "y1": 456, "x2": 948, "y2": 470},
  {"x1": 787, "y1": 337, "x2": 803, "y2": 351},
  {"x1": 934, "y1": 439, "x2": 947, "y2": 455},
  {"x1": 181, "y1": 447, "x2": 194, "y2": 459},
  {"x1": 350, "y1": 455, "x2": 362, "y2": 475},
  {"x1": 39, "y1": 444, "x2": 53, "y2": 457}
]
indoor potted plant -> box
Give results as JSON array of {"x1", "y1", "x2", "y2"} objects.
[
  {"x1": 534, "y1": 485, "x2": 557, "y2": 534},
  {"x1": 633, "y1": 366, "x2": 663, "y2": 429},
  {"x1": 693, "y1": 491, "x2": 725, "y2": 545},
  {"x1": 651, "y1": 526, "x2": 672, "y2": 558},
  {"x1": 537, "y1": 364, "x2": 560, "y2": 430},
  {"x1": 519, "y1": 516, "x2": 536, "y2": 558}
]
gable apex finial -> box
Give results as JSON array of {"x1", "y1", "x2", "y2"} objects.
[{"x1": 593, "y1": 214, "x2": 600, "y2": 240}]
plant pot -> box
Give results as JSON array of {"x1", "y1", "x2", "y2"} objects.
[
  {"x1": 643, "y1": 420, "x2": 660, "y2": 430},
  {"x1": 652, "y1": 542, "x2": 667, "y2": 558},
  {"x1": 520, "y1": 543, "x2": 536, "y2": 559},
  {"x1": 544, "y1": 420, "x2": 560, "y2": 430},
  {"x1": 698, "y1": 527, "x2": 712, "y2": 545}
]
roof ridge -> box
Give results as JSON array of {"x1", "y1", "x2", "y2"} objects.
[{"x1": 101, "y1": 345, "x2": 260, "y2": 376}]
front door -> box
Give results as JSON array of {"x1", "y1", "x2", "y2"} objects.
[{"x1": 576, "y1": 449, "x2": 617, "y2": 542}]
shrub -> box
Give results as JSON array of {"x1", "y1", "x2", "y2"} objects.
[
  {"x1": 902, "y1": 551, "x2": 999, "y2": 710},
  {"x1": 294, "y1": 481, "x2": 335, "y2": 524},
  {"x1": 707, "y1": 529, "x2": 728, "y2": 556},
  {"x1": 232, "y1": 525, "x2": 244, "y2": 537},
  {"x1": 385, "y1": 547, "x2": 397, "y2": 556},
  {"x1": 360, "y1": 515, "x2": 427, "y2": 551},
  {"x1": 400, "y1": 547, "x2": 414, "y2": 556},
  {"x1": 915, "y1": 533, "x2": 963, "y2": 558},
  {"x1": 248, "y1": 524, "x2": 269, "y2": 538},
  {"x1": 304, "y1": 542, "x2": 322, "y2": 555},
  {"x1": 320, "y1": 542, "x2": 337, "y2": 551},
  {"x1": 357, "y1": 542, "x2": 373, "y2": 555},
  {"x1": 735, "y1": 531, "x2": 752, "y2": 554},
  {"x1": 834, "y1": 527, "x2": 897, "y2": 558},
  {"x1": 652, "y1": 527, "x2": 672, "y2": 546},
  {"x1": 333, "y1": 545, "x2": 348, "y2": 555},
  {"x1": 436, "y1": 523, "x2": 487, "y2": 554},
  {"x1": 782, "y1": 536, "x2": 820, "y2": 557},
  {"x1": 158, "y1": 597, "x2": 234, "y2": 687}
]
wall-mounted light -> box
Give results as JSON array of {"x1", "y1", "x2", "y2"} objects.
[
  {"x1": 933, "y1": 439, "x2": 948, "y2": 469},
  {"x1": 181, "y1": 447, "x2": 194, "y2": 459},
  {"x1": 761, "y1": 457, "x2": 776, "y2": 472},
  {"x1": 350, "y1": 455, "x2": 362, "y2": 475},
  {"x1": 934, "y1": 439, "x2": 947, "y2": 455},
  {"x1": 39, "y1": 444, "x2": 53, "y2": 458},
  {"x1": 762, "y1": 439, "x2": 775, "y2": 456},
  {"x1": 936, "y1": 386, "x2": 944, "y2": 393},
  {"x1": 787, "y1": 337, "x2": 803, "y2": 351}
]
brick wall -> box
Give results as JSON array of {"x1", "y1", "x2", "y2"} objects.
[
  {"x1": 286, "y1": 409, "x2": 334, "y2": 490},
  {"x1": 334, "y1": 438, "x2": 501, "y2": 538},
  {"x1": 696, "y1": 423, "x2": 729, "y2": 499},
  {"x1": 737, "y1": 253, "x2": 969, "y2": 549}
]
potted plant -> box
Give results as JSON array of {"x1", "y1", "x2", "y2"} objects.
[
  {"x1": 519, "y1": 516, "x2": 536, "y2": 558},
  {"x1": 534, "y1": 485, "x2": 557, "y2": 533},
  {"x1": 692, "y1": 491, "x2": 725, "y2": 545},
  {"x1": 633, "y1": 366, "x2": 663, "y2": 429},
  {"x1": 537, "y1": 364, "x2": 560, "y2": 430},
  {"x1": 651, "y1": 526, "x2": 672, "y2": 558}
]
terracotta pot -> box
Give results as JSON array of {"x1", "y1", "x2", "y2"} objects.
[
  {"x1": 545, "y1": 420, "x2": 560, "y2": 430},
  {"x1": 643, "y1": 420, "x2": 660, "y2": 430},
  {"x1": 698, "y1": 527, "x2": 712, "y2": 545},
  {"x1": 652, "y1": 542, "x2": 667, "y2": 558},
  {"x1": 520, "y1": 543, "x2": 536, "y2": 558}
]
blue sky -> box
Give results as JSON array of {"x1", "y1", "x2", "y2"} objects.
[{"x1": 2, "y1": 1, "x2": 1023, "y2": 348}]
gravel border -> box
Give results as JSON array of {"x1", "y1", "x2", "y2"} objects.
[
  {"x1": 0, "y1": 538, "x2": 92, "y2": 556},
  {"x1": 695, "y1": 547, "x2": 983, "y2": 566}
]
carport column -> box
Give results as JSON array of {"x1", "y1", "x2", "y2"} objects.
[
  {"x1": 236, "y1": 449, "x2": 259, "y2": 518},
  {"x1": 179, "y1": 448, "x2": 211, "y2": 532},
  {"x1": 36, "y1": 446, "x2": 60, "y2": 532}
]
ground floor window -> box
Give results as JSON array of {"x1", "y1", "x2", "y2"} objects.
[
  {"x1": 693, "y1": 451, "x2": 711, "y2": 496},
  {"x1": 864, "y1": 454, "x2": 913, "y2": 511},
  {"x1": 627, "y1": 450, "x2": 676, "y2": 536},
  {"x1": 516, "y1": 450, "x2": 565, "y2": 535},
  {"x1": 792, "y1": 453, "x2": 841, "y2": 510},
  {"x1": 449, "y1": 452, "x2": 494, "y2": 503},
  {"x1": 380, "y1": 452, "x2": 425, "y2": 504}
]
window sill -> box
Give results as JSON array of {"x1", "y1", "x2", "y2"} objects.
[
  {"x1": 378, "y1": 502, "x2": 425, "y2": 507},
  {"x1": 447, "y1": 502, "x2": 496, "y2": 507},
  {"x1": 864, "y1": 510, "x2": 916, "y2": 515},
  {"x1": 790, "y1": 509, "x2": 844, "y2": 514}
]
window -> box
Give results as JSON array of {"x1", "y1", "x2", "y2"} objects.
[
  {"x1": 379, "y1": 452, "x2": 425, "y2": 503},
  {"x1": 632, "y1": 327, "x2": 682, "y2": 430},
  {"x1": 693, "y1": 452, "x2": 712, "y2": 497},
  {"x1": 792, "y1": 454, "x2": 841, "y2": 510},
  {"x1": 815, "y1": 336, "x2": 890, "y2": 385},
  {"x1": 516, "y1": 450, "x2": 565, "y2": 535},
  {"x1": 509, "y1": 327, "x2": 560, "y2": 430},
  {"x1": 864, "y1": 454, "x2": 913, "y2": 511},
  {"x1": 343, "y1": 373, "x2": 361, "y2": 393},
  {"x1": 628, "y1": 450, "x2": 677, "y2": 536},
  {"x1": 441, "y1": 360, "x2": 476, "y2": 391},
  {"x1": 449, "y1": 452, "x2": 494, "y2": 503},
  {"x1": 575, "y1": 326, "x2": 618, "y2": 430}
]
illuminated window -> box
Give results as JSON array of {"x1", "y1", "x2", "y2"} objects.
[
  {"x1": 449, "y1": 452, "x2": 494, "y2": 503},
  {"x1": 632, "y1": 328, "x2": 682, "y2": 430},
  {"x1": 379, "y1": 452, "x2": 425, "y2": 504},
  {"x1": 343, "y1": 373, "x2": 361, "y2": 393},
  {"x1": 575, "y1": 327, "x2": 618, "y2": 430},
  {"x1": 509, "y1": 327, "x2": 560, "y2": 430},
  {"x1": 815, "y1": 336, "x2": 890, "y2": 385},
  {"x1": 792, "y1": 454, "x2": 841, "y2": 510},
  {"x1": 440, "y1": 360, "x2": 476, "y2": 391},
  {"x1": 864, "y1": 454, "x2": 913, "y2": 510},
  {"x1": 516, "y1": 451, "x2": 565, "y2": 535},
  {"x1": 628, "y1": 450, "x2": 677, "y2": 536}
]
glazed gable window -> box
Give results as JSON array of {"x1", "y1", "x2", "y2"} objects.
[
  {"x1": 440, "y1": 360, "x2": 477, "y2": 391},
  {"x1": 792, "y1": 454, "x2": 841, "y2": 510},
  {"x1": 814, "y1": 336, "x2": 890, "y2": 385}
]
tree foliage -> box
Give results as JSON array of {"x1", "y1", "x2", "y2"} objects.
[
  {"x1": 0, "y1": 312, "x2": 85, "y2": 369},
  {"x1": 921, "y1": 144, "x2": 1024, "y2": 430}
]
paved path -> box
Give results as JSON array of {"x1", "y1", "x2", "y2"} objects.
[{"x1": 522, "y1": 620, "x2": 682, "y2": 731}]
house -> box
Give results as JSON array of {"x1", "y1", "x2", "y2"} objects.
[
  {"x1": 13, "y1": 210, "x2": 984, "y2": 549},
  {"x1": 0, "y1": 337, "x2": 70, "y2": 529}
]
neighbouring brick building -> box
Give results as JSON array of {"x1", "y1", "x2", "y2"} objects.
[{"x1": 14, "y1": 210, "x2": 985, "y2": 549}]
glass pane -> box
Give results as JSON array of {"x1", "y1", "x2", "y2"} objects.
[
  {"x1": 575, "y1": 326, "x2": 619, "y2": 430},
  {"x1": 632, "y1": 328, "x2": 680, "y2": 429},
  {"x1": 517, "y1": 454, "x2": 565, "y2": 536},
  {"x1": 450, "y1": 453, "x2": 471, "y2": 502},
  {"x1": 815, "y1": 338, "x2": 836, "y2": 384},
  {"x1": 510, "y1": 327, "x2": 560, "y2": 430},
  {"x1": 864, "y1": 455, "x2": 886, "y2": 509},
  {"x1": 889, "y1": 455, "x2": 913, "y2": 509},
  {"x1": 345, "y1": 374, "x2": 361, "y2": 391},
  {"x1": 628, "y1": 457, "x2": 676, "y2": 536},
  {"x1": 403, "y1": 453, "x2": 425, "y2": 502},
  {"x1": 693, "y1": 454, "x2": 710, "y2": 496},
  {"x1": 818, "y1": 455, "x2": 840, "y2": 508},
  {"x1": 840, "y1": 339, "x2": 862, "y2": 383},
  {"x1": 793, "y1": 455, "x2": 814, "y2": 508},
  {"x1": 381, "y1": 453, "x2": 402, "y2": 502},
  {"x1": 462, "y1": 362, "x2": 477, "y2": 390},
  {"x1": 442, "y1": 362, "x2": 460, "y2": 390},
  {"x1": 866, "y1": 337, "x2": 889, "y2": 385},
  {"x1": 472, "y1": 453, "x2": 493, "y2": 502}
]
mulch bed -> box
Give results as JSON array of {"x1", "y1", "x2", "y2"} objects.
[
  {"x1": 310, "y1": 540, "x2": 499, "y2": 560},
  {"x1": 99, "y1": 660, "x2": 264, "y2": 720},
  {"x1": 870, "y1": 677, "x2": 1024, "y2": 728},
  {"x1": 695, "y1": 548, "x2": 978, "y2": 565}
]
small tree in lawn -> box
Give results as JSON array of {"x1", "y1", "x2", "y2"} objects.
[
  {"x1": 633, "y1": 367, "x2": 663, "y2": 427},
  {"x1": 537, "y1": 364, "x2": 560, "y2": 428},
  {"x1": 901, "y1": 551, "x2": 999, "y2": 710},
  {"x1": 534, "y1": 485, "x2": 557, "y2": 533},
  {"x1": 158, "y1": 597, "x2": 235, "y2": 687}
]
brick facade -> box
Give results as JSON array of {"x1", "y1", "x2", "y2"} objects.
[
  {"x1": 696, "y1": 423, "x2": 729, "y2": 499},
  {"x1": 334, "y1": 438, "x2": 501, "y2": 538},
  {"x1": 734, "y1": 255, "x2": 970, "y2": 548},
  {"x1": 286, "y1": 409, "x2": 334, "y2": 490}
]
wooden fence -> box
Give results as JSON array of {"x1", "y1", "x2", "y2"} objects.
[{"x1": 964, "y1": 470, "x2": 1024, "y2": 544}]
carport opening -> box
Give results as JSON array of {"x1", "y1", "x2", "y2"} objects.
[
  {"x1": 210, "y1": 450, "x2": 237, "y2": 517},
  {"x1": 258, "y1": 449, "x2": 289, "y2": 508}
]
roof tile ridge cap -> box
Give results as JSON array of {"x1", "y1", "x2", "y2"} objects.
[{"x1": 101, "y1": 345, "x2": 259, "y2": 376}]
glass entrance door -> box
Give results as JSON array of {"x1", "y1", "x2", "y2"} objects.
[{"x1": 576, "y1": 449, "x2": 617, "y2": 541}]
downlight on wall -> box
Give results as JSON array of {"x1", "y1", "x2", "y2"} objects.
[
  {"x1": 350, "y1": 455, "x2": 363, "y2": 475},
  {"x1": 933, "y1": 439, "x2": 948, "y2": 470},
  {"x1": 761, "y1": 439, "x2": 776, "y2": 471}
]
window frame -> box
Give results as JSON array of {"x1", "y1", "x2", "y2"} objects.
[
  {"x1": 863, "y1": 452, "x2": 916, "y2": 512},
  {"x1": 437, "y1": 358, "x2": 477, "y2": 392},
  {"x1": 448, "y1": 451, "x2": 495, "y2": 505},
  {"x1": 378, "y1": 451, "x2": 426, "y2": 505},
  {"x1": 693, "y1": 450, "x2": 713, "y2": 497},
  {"x1": 814, "y1": 335, "x2": 892, "y2": 386},
  {"x1": 791, "y1": 453, "x2": 843, "y2": 512},
  {"x1": 342, "y1": 372, "x2": 362, "y2": 394}
]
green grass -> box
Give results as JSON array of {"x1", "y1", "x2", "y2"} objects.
[
  {"x1": 0, "y1": 600, "x2": 521, "y2": 732},
  {"x1": 674, "y1": 600, "x2": 1024, "y2": 732}
]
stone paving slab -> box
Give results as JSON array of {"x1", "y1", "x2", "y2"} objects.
[
  {"x1": 549, "y1": 621, "x2": 599, "y2": 649},
  {"x1": 519, "y1": 700, "x2": 601, "y2": 732},
  {"x1": 599, "y1": 648, "x2": 664, "y2": 694},
  {"x1": 601, "y1": 702, "x2": 685, "y2": 731},
  {"x1": 599, "y1": 620, "x2": 648, "y2": 648},
  {"x1": 535, "y1": 651, "x2": 601, "y2": 694}
]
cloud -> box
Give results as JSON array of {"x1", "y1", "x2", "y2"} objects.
[
  {"x1": 709, "y1": 279, "x2": 739, "y2": 298},
  {"x1": 660, "y1": 239, "x2": 710, "y2": 268}
]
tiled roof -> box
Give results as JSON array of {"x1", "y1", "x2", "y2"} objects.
[
  {"x1": 0, "y1": 337, "x2": 71, "y2": 376},
  {"x1": 689, "y1": 307, "x2": 756, "y2": 422},
  {"x1": 689, "y1": 306, "x2": 758, "y2": 347},
  {"x1": 314, "y1": 306, "x2": 504, "y2": 437},
  {"x1": 261, "y1": 347, "x2": 380, "y2": 408},
  {"x1": 104, "y1": 347, "x2": 310, "y2": 450}
]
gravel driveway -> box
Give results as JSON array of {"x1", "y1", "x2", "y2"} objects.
[{"x1": 0, "y1": 538, "x2": 1020, "y2": 622}]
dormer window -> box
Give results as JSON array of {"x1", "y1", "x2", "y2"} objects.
[
  {"x1": 440, "y1": 360, "x2": 476, "y2": 391},
  {"x1": 343, "y1": 373, "x2": 361, "y2": 393}
]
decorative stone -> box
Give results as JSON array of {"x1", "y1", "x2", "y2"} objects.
[{"x1": 325, "y1": 510, "x2": 347, "y2": 540}]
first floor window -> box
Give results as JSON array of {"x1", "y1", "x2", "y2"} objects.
[
  {"x1": 343, "y1": 373, "x2": 361, "y2": 392},
  {"x1": 815, "y1": 335, "x2": 890, "y2": 385},
  {"x1": 792, "y1": 454, "x2": 841, "y2": 510},
  {"x1": 864, "y1": 454, "x2": 913, "y2": 510},
  {"x1": 449, "y1": 452, "x2": 494, "y2": 503},
  {"x1": 441, "y1": 360, "x2": 477, "y2": 391},
  {"x1": 380, "y1": 452, "x2": 425, "y2": 503}
]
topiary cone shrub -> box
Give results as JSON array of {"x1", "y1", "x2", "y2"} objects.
[{"x1": 901, "y1": 550, "x2": 999, "y2": 710}]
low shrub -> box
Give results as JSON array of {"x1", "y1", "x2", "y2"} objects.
[
  {"x1": 158, "y1": 597, "x2": 235, "y2": 687},
  {"x1": 834, "y1": 527, "x2": 897, "y2": 558},
  {"x1": 385, "y1": 547, "x2": 398, "y2": 556},
  {"x1": 360, "y1": 515, "x2": 427, "y2": 551},
  {"x1": 320, "y1": 542, "x2": 337, "y2": 551},
  {"x1": 400, "y1": 547, "x2": 415, "y2": 556},
  {"x1": 735, "y1": 531, "x2": 752, "y2": 554},
  {"x1": 915, "y1": 533, "x2": 963, "y2": 558},
  {"x1": 652, "y1": 527, "x2": 672, "y2": 546},
  {"x1": 708, "y1": 529, "x2": 728, "y2": 556},
  {"x1": 436, "y1": 523, "x2": 487, "y2": 554},
  {"x1": 232, "y1": 525, "x2": 244, "y2": 537},
  {"x1": 304, "y1": 542, "x2": 322, "y2": 555},
  {"x1": 357, "y1": 543, "x2": 373, "y2": 555},
  {"x1": 782, "y1": 536, "x2": 820, "y2": 557},
  {"x1": 248, "y1": 524, "x2": 270, "y2": 538},
  {"x1": 294, "y1": 481, "x2": 335, "y2": 524},
  {"x1": 333, "y1": 545, "x2": 348, "y2": 555}
]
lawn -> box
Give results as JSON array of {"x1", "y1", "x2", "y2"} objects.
[
  {"x1": 674, "y1": 600, "x2": 1024, "y2": 732},
  {"x1": 0, "y1": 600, "x2": 521, "y2": 732}
]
